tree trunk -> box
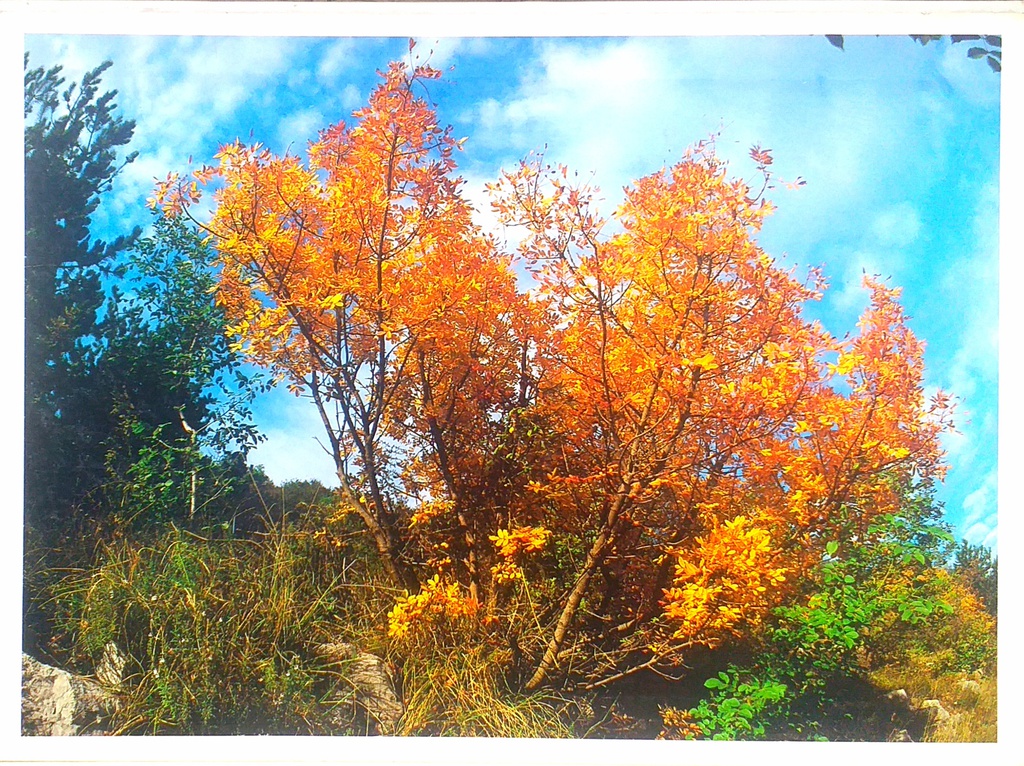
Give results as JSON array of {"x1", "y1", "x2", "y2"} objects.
[{"x1": 524, "y1": 483, "x2": 629, "y2": 690}]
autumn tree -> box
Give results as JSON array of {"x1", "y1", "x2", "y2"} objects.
[
  {"x1": 155, "y1": 59, "x2": 540, "y2": 594},
  {"x1": 157, "y1": 58, "x2": 953, "y2": 691},
  {"x1": 490, "y1": 143, "x2": 953, "y2": 689}
]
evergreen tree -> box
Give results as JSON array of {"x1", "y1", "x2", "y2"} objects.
[{"x1": 24, "y1": 56, "x2": 138, "y2": 530}]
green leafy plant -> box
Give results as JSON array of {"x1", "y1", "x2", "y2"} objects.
[
  {"x1": 659, "y1": 666, "x2": 788, "y2": 740},
  {"x1": 693, "y1": 667, "x2": 789, "y2": 740},
  {"x1": 767, "y1": 505, "x2": 955, "y2": 693},
  {"x1": 671, "y1": 505, "x2": 973, "y2": 740}
]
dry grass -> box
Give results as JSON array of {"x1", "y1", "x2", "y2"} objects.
[
  {"x1": 870, "y1": 654, "x2": 996, "y2": 742},
  {"x1": 48, "y1": 518, "x2": 390, "y2": 734},
  {"x1": 392, "y1": 637, "x2": 578, "y2": 737}
]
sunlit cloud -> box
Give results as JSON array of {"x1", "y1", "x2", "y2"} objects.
[
  {"x1": 316, "y1": 39, "x2": 357, "y2": 83},
  {"x1": 413, "y1": 37, "x2": 492, "y2": 70},
  {"x1": 871, "y1": 202, "x2": 923, "y2": 248},
  {"x1": 246, "y1": 389, "x2": 340, "y2": 489},
  {"x1": 939, "y1": 41, "x2": 1001, "y2": 109},
  {"x1": 276, "y1": 107, "x2": 326, "y2": 153}
]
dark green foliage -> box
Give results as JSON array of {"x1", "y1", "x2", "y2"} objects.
[
  {"x1": 96, "y1": 214, "x2": 265, "y2": 527},
  {"x1": 24, "y1": 55, "x2": 139, "y2": 528},
  {"x1": 24, "y1": 56, "x2": 263, "y2": 536},
  {"x1": 23, "y1": 57, "x2": 267, "y2": 666}
]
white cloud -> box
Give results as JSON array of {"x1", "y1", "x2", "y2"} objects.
[
  {"x1": 940, "y1": 41, "x2": 1001, "y2": 108},
  {"x1": 829, "y1": 249, "x2": 884, "y2": 313},
  {"x1": 276, "y1": 107, "x2": 325, "y2": 152},
  {"x1": 249, "y1": 431, "x2": 339, "y2": 488},
  {"x1": 960, "y1": 468, "x2": 998, "y2": 553},
  {"x1": 938, "y1": 418, "x2": 971, "y2": 466},
  {"x1": 340, "y1": 83, "x2": 362, "y2": 111},
  {"x1": 825, "y1": 203, "x2": 921, "y2": 313},
  {"x1": 247, "y1": 389, "x2": 340, "y2": 488},
  {"x1": 870, "y1": 202, "x2": 922, "y2": 248},
  {"x1": 460, "y1": 37, "x2": 953, "y2": 268},
  {"x1": 29, "y1": 36, "x2": 341, "y2": 237},
  {"x1": 932, "y1": 180, "x2": 998, "y2": 434},
  {"x1": 317, "y1": 39, "x2": 357, "y2": 82},
  {"x1": 411, "y1": 38, "x2": 491, "y2": 71},
  {"x1": 464, "y1": 39, "x2": 682, "y2": 200}
]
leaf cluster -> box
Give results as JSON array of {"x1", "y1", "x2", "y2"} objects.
[{"x1": 686, "y1": 667, "x2": 789, "y2": 740}]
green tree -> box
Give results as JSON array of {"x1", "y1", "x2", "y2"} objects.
[
  {"x1": 96, "y1": 214, "x2": 265, "y2": 527},
  {"x1": 23, "y1": 58, "x2": 264, "y2": 662},
  {"x1": 24, "y1": 56, "x2": 139, "y2": 530},
  {"x1": 25, "y1": 57, "x2": 260, "y2": 532}
]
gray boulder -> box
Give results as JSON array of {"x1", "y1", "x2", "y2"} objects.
[
  {"x1": 957, "y1": 679, "x2": 982, "y2": 695},
  {"x1": 315, "y1": 642, "x2": 404, "y2": 735},
  {"x1": 22, "y1": 654, "x2": 118, "y2": 736},
  {"x1": 920, "y1": 698, "x2": 952, "y2": 722}
]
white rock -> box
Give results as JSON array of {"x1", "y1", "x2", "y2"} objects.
[
  {"x1": 957, "y1": 679, "x2": 982, "y2": 695},
  {"x1": 95, "y1": 642, "x2": 127, "y2": 690},
  {"x1": 22, "y1": 654, "x2": 117, "y2": 735},
  {"x1": 920, "y1": 698, "x2": 951, "y2": 722}
]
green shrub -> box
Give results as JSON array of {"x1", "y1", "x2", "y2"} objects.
[
  {"x1": 680, "y1": 667, "x2": 789, "y2": 740},
  {"x1": 908, "y1": 570, "x2": 996, "y2": 675},
  {"x1": 668, "y1": 511, "x2": 977, "y2": 741}
]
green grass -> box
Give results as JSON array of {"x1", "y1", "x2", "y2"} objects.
[{"x1": 48, "y1": 516, "x2": 384, "y2": 734}]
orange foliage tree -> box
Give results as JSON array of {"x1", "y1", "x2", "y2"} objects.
[
  {"x1": 489, "y1": 143, "x2": 952, "y2": 688},
  {"x1": 155, "y1": 58, "x2": 953, "y2": 690},
  {"x1": 155, "y1": 61, "x2": 543, "y2": 596}
]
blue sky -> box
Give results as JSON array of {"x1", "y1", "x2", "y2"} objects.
[{"x1": 23, "y1": 32, "x2": 1000, "y2": 551}]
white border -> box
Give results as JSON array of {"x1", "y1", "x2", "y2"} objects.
[{"x1": 1, "y1": 2, "x2": 1020, "y2": 765}]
